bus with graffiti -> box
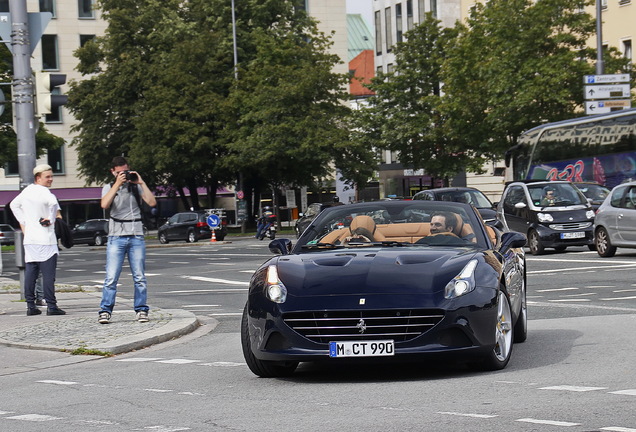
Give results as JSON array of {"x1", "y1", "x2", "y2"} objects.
[{"x1": 506, "y1": 108, "x2": 636, "y2": 188}]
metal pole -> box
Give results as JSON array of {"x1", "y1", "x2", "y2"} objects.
[
  {"x1": 231, "y1": 0, "x2": 238, "y2": 80},
  {"x1": 595, "y1": 0, "x2": 604, "y2": 75}
]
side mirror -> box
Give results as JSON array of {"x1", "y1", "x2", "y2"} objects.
[
  {"x1": 498, "y1": 231, "x2": 527, "y2": 255},
  {"x1": 269, "y1": 238, "x2": 292, "y2": 255},
  {"x1": 514, "y1": 202, "x2": 527, "y2": 209}
]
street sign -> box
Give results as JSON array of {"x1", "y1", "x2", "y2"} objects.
[
  {"x1": 585, "y1": 100, "x2": 632, "y2": 115},
  {"x1": 206, "y1": 214, "x2": 220, "y2": 228},
  {"x1": 584, "y1": 74, "x2": 630, "y2": 84},
  {"x1": 236, "y1": 190, "x2": 244, "y2": 200},
  {"x1": 584, "y1": 84, "x2": 631, "y2": 100},
  {"x1": 0, "y1": 13, "x2": 52, "y2": 55}
]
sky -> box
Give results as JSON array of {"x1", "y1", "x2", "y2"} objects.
[{"x1": 346, "y1": 0, "x2": 374, "y2": 26}]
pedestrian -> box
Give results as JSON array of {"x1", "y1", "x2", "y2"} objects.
[
  {"x1": 98, "y1": 156, "x2": 156, "y2": 324},
  {"x1": 10, "y1": 164, "x2": 65, "y2": 316}
]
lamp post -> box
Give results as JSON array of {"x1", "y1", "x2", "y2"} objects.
[{"x1": 595, "y1": 0, "x2": 604, "y2": 75}]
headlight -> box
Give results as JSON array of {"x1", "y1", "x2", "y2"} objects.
[
  {"x1": 266, "y1": 265, "x2": 287, "y2": 303},
  {"x1": 586, "y1": 210, "x2": 595, "y2": 219},
  {"x1": 445, "y1": 259, "x2": 478, "y2": 299},
  {"x1": 537, "y1": 213, "x2": 553, "y2": 222}
]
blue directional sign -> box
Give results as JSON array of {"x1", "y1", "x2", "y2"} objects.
[{"x1": 207, "y1": 214, "x2": 220, "y2": 228}]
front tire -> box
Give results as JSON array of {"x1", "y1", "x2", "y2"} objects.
[
  {"x1": 187, "y1": 230, "x2": 197, "y2": 243},
  {"x1": 94, "y1": 235, "x2": 104, "y2": 246},
  {"x1": 480, "y1": 290, "x2": 514, "y2": 371},
  {"x1": 159, "y1": 232, "x2": 169, "y2": 244},
  {"x1": 528, "y1": 230, "x2": 545, "y2": 255},
  {"x1": 513, "y1": 279, "x2": 527, "y2": 343},
  {"x1": 595, "y1": 227, "x2": 616, "y2": 257},
  {"x1": 241, "y1": 305, "x2": 298, "y2": 378}
]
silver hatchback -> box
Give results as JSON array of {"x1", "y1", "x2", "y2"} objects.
[{"x1": 594, "y1": 181, "x2": 636, "y2": 257}]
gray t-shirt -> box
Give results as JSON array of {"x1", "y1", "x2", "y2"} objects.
[{"x1": 102, "y1": 183, "x2": 145, "y2": 236}]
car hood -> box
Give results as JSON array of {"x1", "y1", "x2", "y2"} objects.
[
  {"x1": 274, "y1": 248, "x2": 484, "y2": 298},
  {"x1": 536, "y1": 207, "x2": 593, "y2": 222}
]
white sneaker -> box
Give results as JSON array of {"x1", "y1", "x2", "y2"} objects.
[
  {"x1": 98, "y1": 312, "x2": 111, "y2": 324},
  {"x1": 136, "y1": 311, "x2": 149, "y2": 323}
]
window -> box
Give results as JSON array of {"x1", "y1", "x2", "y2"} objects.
[
  {"x1": 47, "y1": 146, "x2": 64, "y2": 174},
  {"x1": 396, "y1": 3, "x2": 403, "y2": 44},
  {"x1": 601, "y1": 0, "x2": 607, "y2": 9},
  {"x1": 418, "y1": 0, "x2": 426, "y2": 22},
  {"x1": 385, "y1": 7, "x2": 392, "y2": 52},
  {"x1": 375, "y1": 11, "x2": 382, "y2": 55},
  {"x1": 78, "y1": 0, "x2": 94, "y2": 18},
  {"x1": 430, "y1": 0, "x2": 438, "y2": 18},
  {"x1": 80, "y1": 34, "x2": 95, "y2": 47},
  {"x1": 619, "y1": 0, "x2": 631, "y2": 4},
  {"x1": 406, "y1": 0, "x2": 414, "y2": 30},
  {"x1": 4, "y1": 160, "x2": 18, "y2": 176},
  {"x1": 0, "y1": 1, "x2": 9, "y2": 13},
  {"x1": 39, "y1": 0, "x2": 55, "y2": 16},
  {"x1": 41, "y1": 35, "x2": 59, "y2": 70},
  {"x1": 623, "y1": 39, "x2": 632, "y2": 61}
]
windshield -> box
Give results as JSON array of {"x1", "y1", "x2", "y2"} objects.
[
  {"x1": 527, "y1": 183, "x2": 589, "y2": 207},
  {"x1": 296, "y1": 201, "x2": 488, "y2": 251},
  {"x1": 575, "y1": 184, "x2": 610, "y2": 202}
]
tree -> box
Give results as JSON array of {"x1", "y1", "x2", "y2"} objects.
[
  {"x1": 441, "y1": 0, "x2": 635, "y2": 155},
  {"x1": 352, "y1": 14, "x2": 483, "y2": 184}
]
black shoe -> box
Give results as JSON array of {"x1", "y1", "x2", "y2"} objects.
[
  {"x1": 27, "y1": 307, "x2": 42, "y2": 316},
  {"x1": 35, "y1": 299, "x2": 45, "y2": 306},
  {"x1": 47, "y1": 307, "x2": 66, "y2": 316}
]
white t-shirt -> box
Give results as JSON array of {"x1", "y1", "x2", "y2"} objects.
[{"x1": 10, "y1": 183, "x2": 60, "y2": 263}]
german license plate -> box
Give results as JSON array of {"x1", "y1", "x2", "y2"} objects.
[
  {"x1": 329, "y1": 340, "x2": 394, "y2": 358},
  {"x1": 561, "y1": 232, "x2": 585, "y2": 239}
]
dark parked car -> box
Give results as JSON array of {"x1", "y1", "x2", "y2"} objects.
[
  {"x1": 0, "y1": 224, "x2": 16, "y2": 245},
  {"x1": 412, "y1": 187, "x2": 497, "y2": 222},
  {"x1": 497, "y1": 181, "x2": 595, "y2": 255},
  {"x1": 241, "y1": 200, "x2": 527, "y2": 377},
  {"x1": 294, "y1": 202, "x2": 344, "y2": 237},
  {"x1": 72, "y1": 219, "x2": 109, "y2": 246},
  {"x1": 158, "y1": 210, "x2": 227, "y2": 244},
  {"x1": 573, "y1": 182, "x2": 610, "y2": 211},
  {"x1": 594, "y1": 181, "x2": 636, "y2": 257}
]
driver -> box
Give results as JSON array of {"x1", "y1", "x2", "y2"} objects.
[
  {"x1": 540, "y1": 187, "x2": 557, "y2": 206},
  {"x1": 416, "y1": 211, "x2": 465, "y2": 245}
]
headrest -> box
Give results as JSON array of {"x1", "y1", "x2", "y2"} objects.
[{"x1": 350, "y1": 215, "x2": 376, "y2": 234}]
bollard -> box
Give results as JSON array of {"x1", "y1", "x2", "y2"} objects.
[{"x1": 14, "y1": 230, "x2": 26, "y2": 301}]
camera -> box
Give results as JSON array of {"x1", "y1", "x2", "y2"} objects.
[
  {"x1": 122, "y1": 170, "x2": 138, "y2": 182},
  {"x1": 39, "y1": 217, "x2": 51, "y2": 227}
]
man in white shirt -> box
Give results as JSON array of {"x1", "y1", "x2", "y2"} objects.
[{"x1": 10, "y1": 164, "x2": 66, "y2": 316}]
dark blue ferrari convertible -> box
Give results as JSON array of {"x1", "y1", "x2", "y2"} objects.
[{"x1": 241, "y1": 200, "x2": 527, "y2": 377}]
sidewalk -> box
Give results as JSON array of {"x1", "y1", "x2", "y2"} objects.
[{"x1": 0, "y1": 280, "x2": 200, "y2": 355}]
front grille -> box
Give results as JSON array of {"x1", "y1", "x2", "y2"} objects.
[
  {"x1": 549, "y1": 222, "x2": 592, "y2": 230},
  {"x1": 283, "y1": 309, "x2": 444, "y2": 344}
]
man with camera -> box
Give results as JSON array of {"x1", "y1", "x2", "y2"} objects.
[
  {"x1": 10, "y1": 164, "x2": 66, "y2": 316},
  {"x1": 98, "y1": 156, "x2": 156, "y2": 324}
]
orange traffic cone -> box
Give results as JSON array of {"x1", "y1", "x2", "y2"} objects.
[{"x1": 210, "y1": 230, "x2": 217, "y2": 242}]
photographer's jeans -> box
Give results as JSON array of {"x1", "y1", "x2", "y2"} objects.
[{"x1": 100, "y1": 235, "x2": 149, "y2": 314}]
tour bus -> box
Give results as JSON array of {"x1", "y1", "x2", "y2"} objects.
[{"x1": 506, "y1": 108, "x2": 636, "y2": 188}]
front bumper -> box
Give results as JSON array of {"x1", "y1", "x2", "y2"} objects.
[{"x1": 534, "y1": 224, "x2": 594, "y2": 247}]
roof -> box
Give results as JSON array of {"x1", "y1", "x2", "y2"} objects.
[{"x1": 348, "y1": 14, "x2": 374, "y2": 61}]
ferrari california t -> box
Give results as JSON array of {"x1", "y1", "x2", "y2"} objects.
[{"x1": 241, "y1": 200, "x2": 527, "y2": 377}]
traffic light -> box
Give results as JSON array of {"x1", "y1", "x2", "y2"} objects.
[{"x1": 35, "y1": 71, "x2": 68, "y2": 116}]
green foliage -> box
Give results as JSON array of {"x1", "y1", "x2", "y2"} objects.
[{"x1": 67, "y1": 0, "x2": 362, "y2": 205}]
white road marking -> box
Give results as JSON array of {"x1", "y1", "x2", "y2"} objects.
[
  {"x1": 529, "y1": 264, "x2": 636, "y2": 274},
  {"x1": 585, "y1": 285, "x2": 616, "y2": 288},
  {"x1": 239, "y1": 270, "x2": 255, "y2": 273},
  {"x1": 601, "y1": 428, "x2": 636, "y2": 432},
  {"x1": 37, "y1": 380, "x2": 78, "y2": 385},
  {"x1": 438, "y1": 411, "x2": 497, "y2": 419},
  {"x1": 562, "y1": 293, "x2": 596, "y2": 297},
  {"x1": 6, "y1": 414, "x2": 63, "y2": 421},
  {"x1": 0, "y1": 411, "x2": 14, "y2": 414},
  {"x1": 145, "y1": 389, "x2": 172, "y2": 393},
  {"x1": 181, "y1": 275, "x2": 249, "y2": 285},
  {"x1": 609, "y1": 389, "x2": 636, "y2": 396},
  {"x1": 536, "y1": 287, "x2": 579, "y2": 292},
  {"x1": 155, "y1": 359, "x2": 200, "y2": 364},
  {"x1": 540, "y1": 385, "x2": 607, "y2": 392},
  {"x1": 182, "y1": 304, "x2": 220, "y2": 308},
  {"x1": 517, "y1": 418, "x2": 580, "y2": 427},
  {"x1": 169, "y1": 262, "x2": 190, "y2": 264},
  {"x1": 116, "y1": 358, "x2": 165, "y2": 362},
  {"x1": 167, "y1": 289, "x2": 247, "y2": 294},
  {"x1": 65, "y1": 269, "x2": 86, "y2": 272},
  {"x1": 549, "y1": 299, "x2": 591, "y2": 302},
  {"x1": 208, "y1": 312, "x2": 243, "y2": 316},
  {"x1": 599, "y1": 296, "x2": 636, "y2": 301},
  {"x1": 198, "y1": 362, "x2": 246, "y2": 367},
  {"x1": 528, "y1": 258, "x2": 636, "y2": 264},
  {"x1": 143, "y1": 426, "x2": 191, "y2": 431},
  {"x1": 614, "y1": 289, "x2": 636, "y2": 293}
]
